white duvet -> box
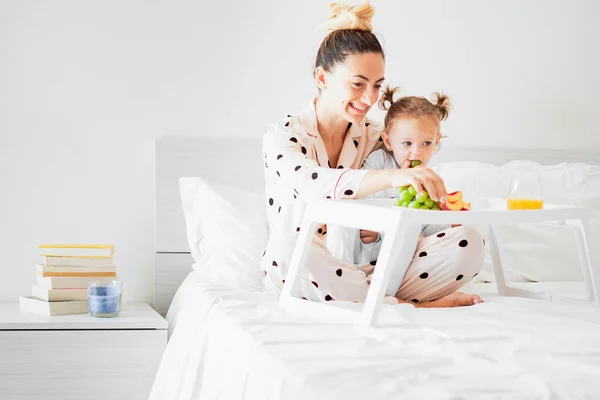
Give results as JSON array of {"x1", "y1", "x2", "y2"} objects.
[
  {"x1": 157, "y1": 161, "x2": 600, "y2": 399},
  {"x1": 150, "y1": 268, "x2": 600, "y2": 400}
]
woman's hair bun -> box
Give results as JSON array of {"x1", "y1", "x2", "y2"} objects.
[{"x1": 324, "y1": 2, "x2": 375, "y2": 32}]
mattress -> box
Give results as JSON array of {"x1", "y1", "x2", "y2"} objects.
[{"x1": 150, "y1": 269, "x2": 600, "y2": 400}]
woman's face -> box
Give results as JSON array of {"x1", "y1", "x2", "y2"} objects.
[{"x1": 316, "y1": 52, "x2": 385, "y2": 125}]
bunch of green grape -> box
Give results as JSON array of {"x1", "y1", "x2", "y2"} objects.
[{"x1": 396, "y1": 185, "x2": 441, "y2": 210}]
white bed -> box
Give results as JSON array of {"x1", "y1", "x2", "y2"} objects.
[{"x1": 150, "y1": 137, "x2": 600, "y2": 400}]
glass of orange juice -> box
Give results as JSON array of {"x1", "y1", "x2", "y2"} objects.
[{"x1": 507, "y1": 175, "x2": 544, "y2": 210}]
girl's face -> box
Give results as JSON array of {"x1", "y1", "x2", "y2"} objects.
[
  {"x1": 315, "y1": 52, "x2": 385, "y2": 125},
  {"x1": 382, "y1": 114, "x2": 441, "y2": 167}
]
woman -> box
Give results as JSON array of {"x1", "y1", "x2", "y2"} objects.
[{"x1": 261, "y1": 2, "x2": 484, "y2": 307}]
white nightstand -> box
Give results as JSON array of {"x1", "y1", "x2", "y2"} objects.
[{"x1": 0, "y1": 302, "x2": 168, "y2": 400}]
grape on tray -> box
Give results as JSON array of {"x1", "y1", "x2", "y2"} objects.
[{"x1": 395, "y1": 185, "x2": 469, "y2": 211}]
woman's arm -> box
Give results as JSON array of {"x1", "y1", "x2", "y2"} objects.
[
  {"x1": 263, "y1": 124, "x2": 447, "y2": 202},
  {"x1": 263, "y1": 124, "x2": 372, "y2": 201},
  {"x1": 357, "y1": 165, "x2": 448, "y2": 203}
]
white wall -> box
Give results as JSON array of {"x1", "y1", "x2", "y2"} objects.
[{"x1": 1, "y1": 0, "x2": 599, "y2": 303}]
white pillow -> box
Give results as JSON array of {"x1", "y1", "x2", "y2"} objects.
[
  {"x1": 433, "y1": 161, "x2": 600, "y2": 283},
  {"x1": 179, "y1": 177, "x2": 268, "y2": 291}
]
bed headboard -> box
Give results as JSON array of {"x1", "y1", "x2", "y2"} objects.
[{"x1": 154, "y1": 137, "x2": 600, "y2": 315}]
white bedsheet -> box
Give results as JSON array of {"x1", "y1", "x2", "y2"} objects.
[{"x1": 151, "y1": 269, "x2": 600, "y2": 400}]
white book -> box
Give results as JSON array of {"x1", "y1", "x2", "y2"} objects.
[
  {"x1": 36, "y1": 275, "x2": 119, "y2": 289},
  {"x1": 44, "y1": 256, "x2": 115, "y2": 268},
  {"x1": 19, "y1": 296, "x2": 89, "y2": 316},
  {"x1": 31, "y1": 285, "x2": 88, "y2": 302}
]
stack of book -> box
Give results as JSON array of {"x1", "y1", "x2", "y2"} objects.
[{"x1": 19, "y1": 244, "x2": 117, "y2": 316}]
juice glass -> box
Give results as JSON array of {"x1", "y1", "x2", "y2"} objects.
[{"x1": 507, "y1": 175, "x2": 544, "y2": 210}]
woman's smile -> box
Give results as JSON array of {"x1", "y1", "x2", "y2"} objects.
[{"x1": 349, "y1": 101, "x2": 369, "y2": 114}]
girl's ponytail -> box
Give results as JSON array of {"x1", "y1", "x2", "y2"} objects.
[
  {"x1": 433, "y1": 92, "x2": 451, "y2": 121},
  {"x1": 378, "y1": 85, "x2": 400, "y2": 111}
]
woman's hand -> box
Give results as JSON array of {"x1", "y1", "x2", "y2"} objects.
[{"x1": 390, "y1": 161, "x2": 447, "y2": 202}]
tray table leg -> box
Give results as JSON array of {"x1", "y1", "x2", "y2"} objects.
[
  {"x1": 566, "y1": 217, "x2": 599, "y2": 305},
  {"x1": 487, "y1": 224, "x2": 509, "y2": 296},
  {"x1": 359, "y1": 217, "x2": 420, "y2": 327}
]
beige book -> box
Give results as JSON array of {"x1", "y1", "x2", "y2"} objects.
[
  {"x1": 36, "y1": 275, "x2": 119, "y2": 289},
  {"x1": 38, "y1": 244, "x2": 114, "y2": 258},
  {"x1": 36, "y1": 263, "x2": 117, "y2": 277},
  {"x1": 44, "y1": 256, "x2": 115, "y2": 268},
  {"x1": 31, "y1": 285, "x2": 88, "y2": 302},
  {"x1": 19, "y1": 296, "x2": 89, "y2": 316}
]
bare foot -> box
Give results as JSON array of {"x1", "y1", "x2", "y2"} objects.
[{"x1": 399, "y1": 292, "x2": 483, "y2": 308}]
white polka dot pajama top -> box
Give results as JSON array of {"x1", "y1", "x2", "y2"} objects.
[{"x1": 260, "y1": 99, "x2": 485, "y2": 305}]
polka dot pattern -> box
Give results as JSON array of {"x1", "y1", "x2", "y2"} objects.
[
  {"x1": 437, "y1": 232, "x2": 446, "y2": 238},
  {"x1": 420, "y1": 272, "x2": 429, "y2": 279},
  {"x1": 263, "y1": 115, "x2": 405, "y2": 304},
  {"x1": 419, "y1": 251, "x2": 427, "y2": 257},
  {"x1": 459, "y1": 240, "x2": 469, "y2": 247}
]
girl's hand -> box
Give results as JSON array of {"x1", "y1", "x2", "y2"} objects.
[
  {"x1": 359, "y1": 230, "x2": 379, "y2": 244},
  {"x1": 390, "y1": 165, "x2": 447, "y2": 203}
]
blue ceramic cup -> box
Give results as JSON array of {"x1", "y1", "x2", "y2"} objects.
[{"x1": 88, "y1": 280, "x2": 122, "y2": 317}]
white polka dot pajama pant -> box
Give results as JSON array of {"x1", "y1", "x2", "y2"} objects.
[
  {"x1": 393, "y1": 226, "x2": 485, "y2": 303},
  {"x1": 277, "y1": 225, "x2": 485, "y2": 304}
]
